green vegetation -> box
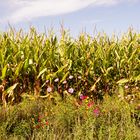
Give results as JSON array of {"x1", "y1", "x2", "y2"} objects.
[{"x1": 0, "y1": 28, "x2": 139, "y2": 139}]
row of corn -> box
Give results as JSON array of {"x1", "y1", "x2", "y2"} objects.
[{"x1": 0, "y1": 28, "x2": 140, "y2": 106}]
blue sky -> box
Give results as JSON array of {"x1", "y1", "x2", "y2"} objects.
[{"x1": 0, "y1": 0, "x2": 140, "y2": 36}]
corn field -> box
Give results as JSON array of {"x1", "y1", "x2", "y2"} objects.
[{"x1": 0, "y1": 28, "x2": 140, "y2": 106}]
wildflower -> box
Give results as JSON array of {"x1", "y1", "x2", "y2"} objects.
[
  {"x1": 125, "y1": 85, "x2": 129, "y2": 89},
  {"x1": 125, "y1": 96, "x2": 128, "y2": 99},
  {"x1": 46, "y1": 121, "x2": 49, "y2": 126},
  {"x1": 80, "y1": 94, "x2": 88, "y2": 100},
  {"x1": 79, "y1": 101, "x2": 83, "y2": 105},
  {"x1": 87, "y1": 101, "x2": 94, "y2": 108},
  {"x1": 46, "y1": 80, "x2": 49, "y2": 83},
  {"x1": 78, "y1": 76, "x2": 82, "y2": 79},
  {"x1": 62, "y1": 80, "x2": 67, "y2": 84},
  {"x1": 68, "y1": 88, "x2": 74, "y2": 94},
  {"x1": 35, "y1": 125, "x2": 40, "y2": 129},
  {"x1": 47, "y1": 86, "x2": 52, "y2": 93},
  {"x1": 69, "y1": 75, "x2": 73, "y2": 79},
  {"x1": 41, "y1": 123, "x2": 44, "y2": 128},
  {"x1": 38, "y1": 115, "x2": 42, "y2": 122},
  {"x1": 54, "y1": 78, "x2": 59, "y2": 82},
  {"x1": 93, "y1": 108, "x2": 100, "y2": 116}
]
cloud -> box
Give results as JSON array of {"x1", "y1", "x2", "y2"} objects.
[{"x1": 0, "y1": 0, "x2": 137, "y2": 24}]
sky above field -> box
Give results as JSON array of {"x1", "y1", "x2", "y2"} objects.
[{"x1": 0, "y1": 0, "x2": 140, "y2": 36}]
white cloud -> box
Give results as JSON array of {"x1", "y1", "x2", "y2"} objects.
[{"x1": 0, "y1": 0, "x2": 137, "y2": 24}]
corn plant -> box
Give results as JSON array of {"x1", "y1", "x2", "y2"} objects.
[{"x1": 0, "y1": 27, "x2": 139, "y2": 106}]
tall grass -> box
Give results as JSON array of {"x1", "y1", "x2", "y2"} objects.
[{"x1": 0, "y1": 96, "x2": 139, "y2": 139}]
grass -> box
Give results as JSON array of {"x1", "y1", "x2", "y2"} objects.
[
  {"x1": 0, "y1": 27, "x2": 139, "y2": 139},
  {"x1": 0, "y1": 96, "x2": 139, "y2": 140}
]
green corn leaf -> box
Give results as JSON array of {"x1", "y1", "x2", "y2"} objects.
[
  {"x1": 45, "y1": 63, "x2": 69, "y2": 81},
  {"x1": 106, "y1": 67, "x2": 114, "y2": 74},
  {"x1": 128, "y1": 49, "x2": 137, "y2": 63},
  {"x1": 46, "y1": 73, "x2": 53, "y2": 80},
  {"x1": 115, "y1": 50, "x2": 120, "y2": 60},
  {"x1": 14, "y1": 62, "x2": 23, "y2": 78},
  {"x1": 23, "y1": 58, "x2": 29, "y2": 71},
  {"x1": 134, "y1": 74, "x2": 140, "y2": 81},
  {"x1": 90, "y1": 77, "x2": 101, "y2": 92},
  {"x1": 37, "y1": 68, "x2": 47, "y2": 79},
  {"x1": 5, "y1": 83, "x2": 18, "y2": 96},
  {"x1": 117, "y1": 78, "x2": 129, "y2": 84},
  {"x1": 31, "y1": 65, "x2": 37, "y2": 75},
  {"x1": 1, "y1": 65, "x2": 7, "y2": 80},
  {"x1": 60, "y1": 72, "x2": 69, "y2": 84},
  {"x1": 0, "y1": 51, "x2": 4, "y2": 65}
]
